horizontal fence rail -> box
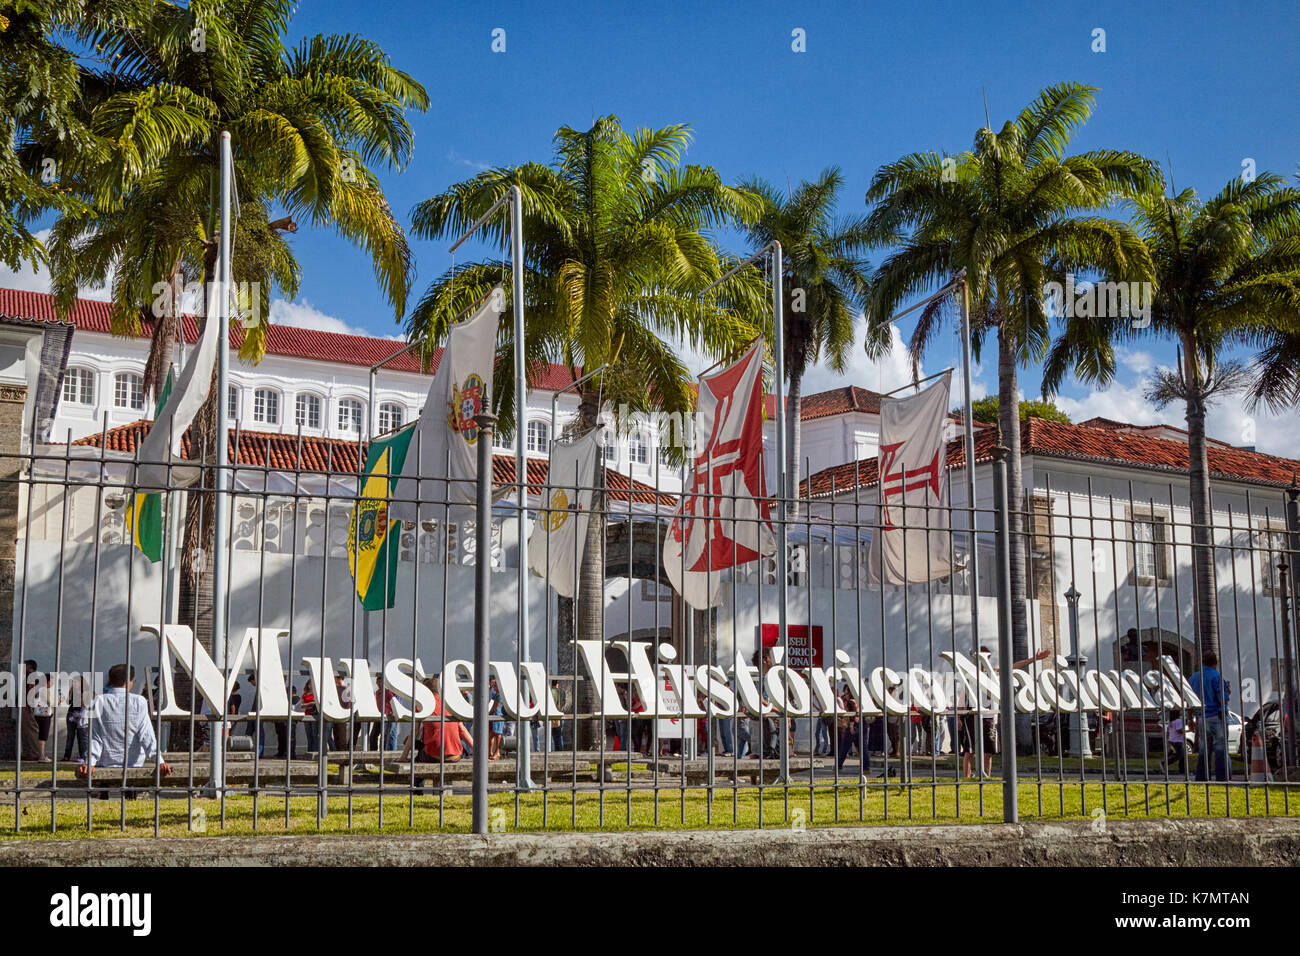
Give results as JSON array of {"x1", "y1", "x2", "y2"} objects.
[{"x1": 2, "y1": 426, "x2": 1298, "y2": 836}]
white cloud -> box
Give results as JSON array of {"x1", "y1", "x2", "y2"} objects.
[
  {"x1": 1117, "y1": 347, "x2": 1155, "y2": 375},
  {"x1": 1055, "y1": 378, "x2": 1165, "y2": 428},
  {"x1": 0, "y1": 229, "x2": 112, "y2": 300},
  {"x1": 269, "y1": 298, "x2": 401, "y2": 340},
  {"x1": 447, "y1": 148, "x2": 491, "y2": 172},
  {"x1": 801, "y1": 321, "x2": 991, "y2": 407}
]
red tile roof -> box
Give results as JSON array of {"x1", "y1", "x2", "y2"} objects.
[
  {"x1": 799, "y1": 386, "x2": 882, "y2": 421},
  {"x1": 799, "y1": 384, "x2": 967, "y2": 424},
  {"x1": 0, "y1": 288, "x2": 581, "y2": 388},
  {"x1": 1020, "y1": 416, "x2": 1298, "y2": 486},
  {"x1": 72, "y1": 420, "x2": 675, "y2": 505},
  {"x1": 801, "y1": 417, "x2": 1300, "y2": 499},
  {"x1": 1075, "y1": 416, "x2": 1232, "y2": 448},
  {"x1": 801, "y1": 427, "x2": 1001, "y2": 499}
]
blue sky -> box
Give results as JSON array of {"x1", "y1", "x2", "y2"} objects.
[{"x1": 7, "y1": 1, "x2": 1300, "y2": 450}]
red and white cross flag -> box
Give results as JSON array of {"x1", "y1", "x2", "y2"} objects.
[
  {"x1": 664, "y1": 341, "x2": 776, "y2": 609},
  {"x1": 869, "y1": 369, "x2": 954, "y2": 586}
]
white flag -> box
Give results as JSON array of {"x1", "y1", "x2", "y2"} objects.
[
  {"x1": 133, "y1": 280, "x2": 225, "y2": 491},
  {"x1": 664, "y1": 341, "x2": 776, "y2": 609},
  {"x1": 528, "y1": 429, "x2": 600, "y2": 598},
  {"x1": 869, "y1": 370, "x2": 953, "y2": 586},
  {"x1": 390, "y1": 287, "x2": 501, "y2": 523}
]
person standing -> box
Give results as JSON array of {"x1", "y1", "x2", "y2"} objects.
[
  {"x1": 301, "y1": 680, "x2": 320, "y2": 755},
  {"x1": 61, "y1": 674, "x2": 90, "y2": 761},
  {"x1": 30, "y1": 669, "x2": 53, "y2": 761},
  {"x1": 835, "y1": 685, "x2": 862, "y2": 773},
  {"x1": 487, "y1": 676, "x2": 504, "y2": 760},
  {"x1": 1162, "y1": 708, "x2": 1187, "y2": 776},
  {"x1": 549, "y1": 679, "x2": 566, "y2": 751},
  {"x1": 735, "y1": 715, "x2": 752, "y2": 759},
  {"x1": 1190, "y1": 651, "x2": 1230, "y2": 782},
  {"x1": 332, "y1": 673, "x2": 351, "y2": 751},
  {"x1": 18, "y1": 660, "x2": 41, "y2": 759}
]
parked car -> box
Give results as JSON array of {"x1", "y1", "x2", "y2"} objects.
[{"x1": 1244, "y1": 701, "x2": 1292, "y2": 771}]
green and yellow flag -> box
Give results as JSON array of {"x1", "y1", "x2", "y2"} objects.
[
  {"x1": 125, "y1": 369, "x2": 174, "y2": 563},
  {"x1": 349, "y1": 423, "x2": 416, "y2": 610}
]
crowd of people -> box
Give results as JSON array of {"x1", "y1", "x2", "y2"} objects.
[{"x1": 9, "y1": 648, "x2": 1241, "y2": 785}]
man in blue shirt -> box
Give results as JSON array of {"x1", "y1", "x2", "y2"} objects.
[
  {"x1": 75, "y1": 665, "x2": 172, "y2": 778},
  {"x1": 1189, "y1": 650, "x2": 1229, "y2": 782}
]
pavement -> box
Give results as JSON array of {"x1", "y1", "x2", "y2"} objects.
[{"x1": 1, "y1": 816, "x2": 1297, "y2": 867}]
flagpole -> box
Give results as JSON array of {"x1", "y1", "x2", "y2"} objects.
[
  {"x1": 771, "y1": 241, "x2": 791, "y2": 786},
  {"x1": 956, "y1": 269, "x2": 984, "y2": 776},
  {"x1": 208, "y1": 131, "x2": 233, "y2": 795},
  {"x1": 509, "y1": 185, "x2": 536, "y2": 790}
]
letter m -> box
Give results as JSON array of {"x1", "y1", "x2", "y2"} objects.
[{"x1": 146, "y1": 625, "x2": 290, "y2": 717}]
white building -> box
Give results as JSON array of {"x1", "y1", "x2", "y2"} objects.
[{"x1": 2, "y1": 287, "x2": 1297, "y2": 721}]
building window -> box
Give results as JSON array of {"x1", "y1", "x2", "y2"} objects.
[
  {"x1": 628, "y1": 432, "x2": 649, "y2": 466},
  {"x1": 253, "y1": 388, "x2": 280, "y2": 426},
  {"x1": 295, "y1": 394, "x2": 321, "y2": 429},
  {"x1": 63, "y1": 368, "x2": 95, "y2": 406},
  {"x1": 338, "y1": 398, "x2": 364, "y2": 433},
  {"x1": 1133, "y1": 515, "x2": 1169, "y2": 582},
  {"x1": 493, "y1": 428, "x2": 515, "y2": 451},
  {"x1": 526, "y1": 420, "x2": 549, "y2": 454},
  {"x1": 227, "y1": 385, "x2": 240, "y2": 422},
  {"x1": 378, "y1": 402, "x2": 404, "y2": 434},
  {"x1": 1258, "y1": 525, "x2": 1289, "y2": 595},
  {"x1": 113, "y1": 372, "x2": 144, "y2": 411}
]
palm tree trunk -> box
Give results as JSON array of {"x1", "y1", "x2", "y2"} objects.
[
  {"x1": 1184, "y1": 387, "x2": 1220, "y2": 659},
  {"x1": 785, "y1": 368, "x2": 803, "y2": 520},
  {"x1": 574, "y1": 387, "x2": 606, "y2": 747},
  {"x1": 997, "y1": 329, "x2": 1033, "y2": 755},
  {"x1": 996, "y1": 330, "x2": 1029, "y2": 662}
]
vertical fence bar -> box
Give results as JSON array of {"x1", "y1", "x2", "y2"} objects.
[
  {"x1": 991, "y1": 445, "x2": 1017, "y2": 823},
  {"x1": 471, "y1": 413, "x2": 495, "y2": 833}
]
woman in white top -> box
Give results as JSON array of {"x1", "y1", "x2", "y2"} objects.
[
  {"x1": 30, "y1": 670, "x2": 53, "y2": 761},
  {"x1": 1163, "y1": 708, "x2": 1186, "y2": 776}
]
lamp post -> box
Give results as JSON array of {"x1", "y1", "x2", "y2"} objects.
[{"x1": 1063, "y1": 584, "x2": 1092, "y2": 758}]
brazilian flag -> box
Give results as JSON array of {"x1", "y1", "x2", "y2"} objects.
[
  {"x1": 125, "y1": 369, "x2": 174, "y2": 562},
  {"x1": 349, "y1": 423, "x2": 415, "y2": 610}
]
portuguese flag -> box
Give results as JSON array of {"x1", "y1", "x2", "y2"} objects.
[
  {"x1": 125, "y1": 368, "x2": 174, "y2": 562},
  {"x1": 349, "y1": 423, "x2": 415, "y2": 610}
]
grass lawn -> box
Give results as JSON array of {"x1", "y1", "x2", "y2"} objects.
[{"x1": 1, "y1": 778, "x2": 1296, "y2": 839}]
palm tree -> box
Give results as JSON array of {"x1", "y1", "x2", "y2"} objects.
[
  {"x1": 0, "y1": 0, "x2": 109, "y2": 270},
  {"x1": 405, "y1": 116, "x2": 768, "y2": 704},
  {"x1": 1051, "y1": 174, "x2": 1300, "y2": 658},
  {"x1": 37, "y1": 0, "x2": 427, "y2": 653},
  {"x1": 863, "y1": 82, "x2": 1156, "y2": 674},
  {"x1": 738, "y1": 168, "x2": 871, "y2": 516}
]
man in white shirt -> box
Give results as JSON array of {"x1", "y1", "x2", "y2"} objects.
[{"x1": 75, "y1": 665, "x2": 172, "y2": 777}]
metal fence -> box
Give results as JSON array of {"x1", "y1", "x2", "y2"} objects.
[{"x1": 3, "y1": 419, "x2": 1299, "y2": 835}]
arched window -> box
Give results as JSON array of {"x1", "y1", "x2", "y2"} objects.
[
  {"x1": 628, "y1": 431, "x2": 649, "y2": 466},
  {"x1": 227, "y1": 385, "x2": 240, "y2": 421},
  {"x1": 295, "y1": 393, "x2": 322, "y2": 429},
  {"x1": 113, "y1": 372, "x2": 144, "y2": 411},
  {"x1": 62, "y1": 367, "x2": 95, "y2": 406},
  {"x1": 526, "y1": 419, "x2": 550, "y2": 454},
  {"x1": 378, "y1": 402, "x2": 404, "y2": 433},
  {"x1": 338, "y1": 398, "x2": 364, "y2": 433},
  {"x1": 253, "y1": 388, "x2": 280, "y2": 425}
]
